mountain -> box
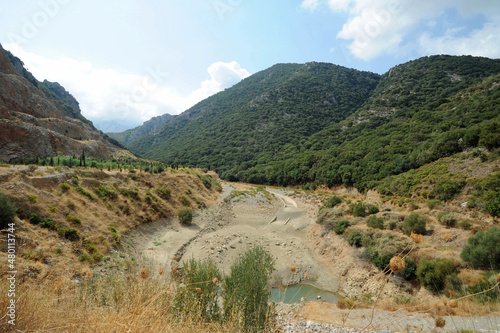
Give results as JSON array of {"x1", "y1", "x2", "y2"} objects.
[
  {"x1": 128, "y1": 55, "x2": 500, "y2": 189},
  {"x1": 129, "y1": 62, "x2": 380, "y2": 168},
  {"x1": 0, "y1": 43, "x2": 128, "y2": 162},
  {"x1": 107, "y1": 113, "x2": 173, "y2": 145}
]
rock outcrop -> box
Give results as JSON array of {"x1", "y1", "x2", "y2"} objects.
[{"x1": 0, "y1": 43, "x2": 128, "y2": 162}]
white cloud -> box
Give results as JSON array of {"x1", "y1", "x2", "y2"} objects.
[
  {"x1": 3, "y1": 44, "x2": 250, "y2": 126},
  {"x1": 312, "y1": 0, "x2": 500, "y2": 60},
  {"x1": 301, "y1": 0, "x2": 321, "y2": 11}
]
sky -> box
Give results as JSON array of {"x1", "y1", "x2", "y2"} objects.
[{"x1": 0, "y1": 0, "x2": 499, "y2": 132}]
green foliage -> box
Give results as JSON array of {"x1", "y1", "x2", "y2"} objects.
[
  {"x1": 333, "y1": 219, "x2": 350, "y2": 235},
  {"x1": 58, "y1": 228, "x2": 79, "y2": 241},
  {"x1": 127, "y1": 57, "x2": 500, "y2": 190},
  {"x1": 178, "y1": 195, "x2": 191, "y2": 207},
  {"x1": 458, "y1": 220, "x2": 472, "y2": 230},
  {"x1": 78, "y1": 253, "x2": 93, "y2": 262},
  {"x1": 347, "y1": 230, "x2": 362, "y2": 247},
  {"x1": 437, "y1": 212, "x2": 458, "y2": 228},
  {"x1": 460, "y1": 226, "x2": 500, "y2": 269},
  {"x1": 402, "y1": 213, "x2": 427, "y2": 236},
  {"x1": 66, "y1": 214, "x2": 81, "y2": 224},
  {"x1": 155, "y1": 185, "x2": 171, "y2": 200},
  {"x1": 108, "y1": 226, "x2": 121, "y2": 244},
  {"x1": 351, "y1": 202, "x2": 366, "y2": 217},
  {"x1": 93, "y1": 184, "x2": 117, "y2": 200},
  {"x1": 174, "y1": 258, "x2": 222, "y2": 322},
  {"x1": 368, "y1": 205, "x2": 379, "y2": 215},
  {"x1": 366, "y1": 215, "x2": 384, "y2": 229},
  {"x1": 466, "y1": 272, "x2": 500, "y2": 302},
  {"x1": 222, "y1": 246, "x2": 275, "y2": 331},
  {"x1": 60, "y1": 183, "x2": 71, "y2": 192},
  {"x1": 177, "y1": 206, "x2": 193, "y2": 224},
  {"x1": 365, "y1": 231, "x2": 413, "y2": 272},
  {"x1": 0, "y1": 192, "x2": 17, "y2": 229},
  {"x1": 75, "y1": 186, "x2": 96, "y2": 200},
  {"x1": 29, "y1": 213, "x2": 41, "y2": 225},
  {"x1": 28, "y1": 194, "x2": 38, "y2": 203},
  {"x1": 426, "y1": 199, "x2": 441, "y2": 209},
  {"x1": 432, "y1": 179, "x2": 466, "y2": 201},
  {"x1": 40, "y1": 217, "x2": 55, "y2": 229},
  {"x1": 416, "y1": 258, "x2": 457, "y2": 294},
  {"x1": 326, "y1": 196, "x2": 342, "y2": 208},
  {"x1": 401, "y1": 257, "x2": 417, "y2": 280}
]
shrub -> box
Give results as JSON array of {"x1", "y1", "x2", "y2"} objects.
[
  {"x1": 402, "y1": 213, "x2": 427, "y2": 236},
  {"x1": 337, "y1": 298, "x2": 354, "y2": 309},
  {"x1": 48, "y1": 206, "x2": 57, "y2": 213},
  {"x1": 416, "y1": 258, "x2": 456, "y2": 294},
  {"x1": 93, "y1": 184, "x2": 117, "y2": 200},
  {"x1": 58, "y1": 228, "x2": 79, "y2": 241},
  {"x1": 368, "y1": 205, "x2": 379, "y2": 215},
  {"x1": 333, "y1": 219, "x2": 350, "y2": 235},
  {"x1": 0, "y1": 192, "x2": 17, "y2": 229},
  {"x1": 75, "y1": 186, "x2": 96, "y2": 200},
  {"x1": 366, "y1": 215, "x2": 384, "y2": 229},
  {"x1": 28, "y1": 194, "x2": 38, "y2": 203},
  {"x1": 178, "y1": 195, "x2": 190, "y2": 206},
  {"x1": 29, "y1": 213, "x2": 42, "y2": 225},
  {"x1": 222, "y1": 246, "x2": 275, "y2": 331},
  {"x1": 66, "y1": 214, "x2": 81, "y2": 224},
  {"x1": 458, "y1": 220, "x2": 472, "y2": 230},
  {"x1": 67, "y1": 201, "x2": 76, "y2": 210},
  {"x1": 155, "y1": 185, "x2": 171, "y2": 200},
  {"x1": 78, "y1": 253, "x2": 93, "y2": 262},
  {"x1": 432, "y1": 179, "x2": 466, "y2": 201},
  {"x1": 326, "y1": 196, "x2": 342, "y2": 208},
  {"x1": 174, "y1": 258, "x2": 222, "y2": 322},
  {"x1": 437, "y1": 212, "x2": 457, "y2": 228},
  {"x1": 401, "y1": 257, "x2": 417, "y2": 280},
  {"x1": 60, "y1": 183, "x2": 71, "y2": 192},
  {"x1": 352, "y1": 202, "x2": 366, "y2": 217},
  {"x1": 71, "y1": 176, "x2": 79, "y2": 185},
  {"x1": 485, "y1": 196, "x2": 500, "y2": 217},
  {"x1": 347, "y1": 230, "x2": 362, "y2": 247},
  {"x1": 177, "y1": 206, "x2": 193, "y2": 224},
  {"x1": 40, "y1": 218, "x2": 55, "y2": 229},
  {"x1": 54, "y1": 248, "x2": 63, "y2": 255},
  {"x1": 108, "y1": 226, "x2": 121, "y2": 243},
  {"x1": 426, "y1": 199, "x2": 441, "y2": 209},
  {"x1": 460, "y1": 226, "x2": 500, "y2": 269}
]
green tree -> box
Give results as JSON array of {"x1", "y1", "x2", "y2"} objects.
[
  {"x1": 461, "y1": 226, "x2": 500, "y2": 269},
  {"x1": 223, "y1": 246, "x2": 275, "y2": 331},
  {"x1": 0, "y1": 192, "x2": 16, "y2": 229},
  {"x1": 402, "y1": 213, "x2": 427, "y2": 236}
]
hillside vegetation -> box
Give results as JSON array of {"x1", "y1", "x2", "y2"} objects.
[{"x1": 127, "y1": 56, "x2": 500, "y2": 194}]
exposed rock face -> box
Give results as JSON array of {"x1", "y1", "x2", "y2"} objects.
[{"x1": 0, "y1": 43, "x2": 126, "y2": 162}]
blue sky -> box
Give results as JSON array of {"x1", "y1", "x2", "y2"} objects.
[{"x1": 0, "y1": 0, "x2": 499, "y2": 131}]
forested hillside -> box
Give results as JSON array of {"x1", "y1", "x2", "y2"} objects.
[
  {"x1": 127, "y1": 56, "x2": 500, "y2": 191},
  {"x1": 107, "y1": 113, "x2": 173, "y2": 145},
  {"x1": 129, "y1": 62, "x2": 380, "y2": 167}
]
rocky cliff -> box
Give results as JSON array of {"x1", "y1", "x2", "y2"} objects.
[{"x1": 0, "y1": 43, "x2": 128, "y2": 162}]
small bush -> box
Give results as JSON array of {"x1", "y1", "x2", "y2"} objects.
[
  {"x1": 368, "y1": 205, "x2": 379, "y2": 215},
  {"x1": 29, "y1": 213, "x2": 42, "y2": 225},
  {"x1": 78, "y1": 253, "x2": 93, "y2": 262},
  {"x1": 71, "y1": 176, "x2": 79, "y2": 185},
  {"x1": 223, "y1": 246, "x2": 275, "y2": 331},
  {"x1": 458, "y1": 220, "x2": 472, "y2": 230},
  {"x1": 347, "y1": 230, "x2": 362, "y2": 247},
  {"x1": 28, "y1": 194, "x2": 38, "y2": 203},
  {"x1": 416, "y1": 257, "x2": 456, "y2": 294},
  {"x1": 40, "y1": 218, "x2": 55, "y2": 229},
  {"x1": 337, "y1": 298, "x2": 354, "y2": 309},
  {"x1": 437, "y1": 212, "x2": 457, "y2": 228},
  {"x1": 333, "y1": 219, "x2": 350, "y2": 235},
  {"x1": 366, "y1": 215, "x2": 384, "y2": 229},
  {"x1": 178, "y1": 195, "x2": 190, "y2": 206},
  {"x1": 93, "y1": 184, "x2": 117, "y2": 200},
  {"x1": 174, "y1": 258, "x2": 222, "y2": 322},
  {"x1": 48, "y1": 206, "x2": 57, "y2": 213},
  {"x1": 155, "y1": 185, "x2": 171, "y2": 200},
  {"x1": 67, "y1": 201, "x2": 76, "y2": 210},
  {"x1": 66, "y1": 214, "x2": 81, "y2": 224},
  {"x1": 352, "y1": 202, "x2": 366, "y2": 217},
  {"x1": 54, "y1": 248, "x2": 63, "y2": 255},
  {"x1": 402, "y1": 213, "x2": 427, "y2": 236},
  {"x1": 326, "y1": 196, "x2": 342, "y2": 208},
  {"x1": 177, "y1": 206, "x2": 193, "y2": 224},
  {"x1": 401, "y1": 257, "x2": 417, "y2": 280},
  {"x1": 0, "y1": 192, "x2": 17, "y2": 229},
  {"x1": 60, "y1": 183, "x2": 71, "y2": 192},
  {"x1": 460, "y1": 226, "x2": 500, "y2": 269},
  {"x1": 75, "y1": 186, "x2": 96, "y2": 200},
  {"x1": 426, "y1": 199, "x2": 441, "y2": 210},
  {"x1": 58, "y1": 228, "x2": 79, "y2": 241}
]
